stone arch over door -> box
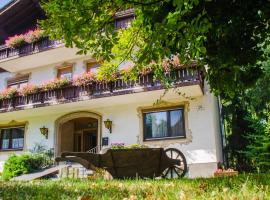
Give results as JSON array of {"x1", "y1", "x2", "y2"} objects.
[{"x1": 54, "y1": 111, "x2": 102, "y2": 156}]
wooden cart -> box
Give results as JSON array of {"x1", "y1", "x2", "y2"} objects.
[{"x1": 56, "y1": 148, "x2": 187, "y2": 179}]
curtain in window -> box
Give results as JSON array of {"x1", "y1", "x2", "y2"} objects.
[
  {"x1": 11, "y1": 128, "x2": 24, "y2": 149},
  {"x1": 170, "y1": 110, "x2": 185, "y2": 137},
  {"x1": 1, "y1": 130, "x2": 10, "y2": 149},
  {"x1": 145, "y1": 112, "x2": 168, "y2": 138}
]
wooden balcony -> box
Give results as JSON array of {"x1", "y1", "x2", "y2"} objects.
[
  {"x1": 0, "y1": 37, "x2": 62, "y2": 61},
  {"x1": 0, "y1": 68, "x2": 204, "y2": 113}
]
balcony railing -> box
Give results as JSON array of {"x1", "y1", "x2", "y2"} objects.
[
  {"x1": 0, "y1": 37, "x2": 62, "y2": 60},
  {"x1": 0, "y1": 68, "x2": 203, "y2": 113}
]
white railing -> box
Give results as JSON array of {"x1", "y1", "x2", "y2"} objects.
[{"x1": 87, "y1": 145, "x2": 102, "y2": 154}]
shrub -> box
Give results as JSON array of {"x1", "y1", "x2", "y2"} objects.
[
  {"x1": 244, "y1": 114, "x2": 270, "y2": 172},
  {"x1": 3, "y1": 154, "x2": 32, "y2": 180},
  {"x1": 2, "y1": 153, "x2": 53, "y2": 180}
]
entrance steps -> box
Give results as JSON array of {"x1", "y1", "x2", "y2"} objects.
[{"x1": 58, "y1": 162, "x2": 94, "y2": 179}]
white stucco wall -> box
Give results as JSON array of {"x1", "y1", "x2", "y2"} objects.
[
  {"x1": 0, "y1": 84, "x2": 222, "y2": 177},
  {"x1": 0, "y1": 52, "x2": 222, "y2": 177}
]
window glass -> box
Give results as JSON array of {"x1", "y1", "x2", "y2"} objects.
[
  {"x1": 1, "y1": 129, "x2": 10, "y2": 149},
  {"x1": 8, "y1": 80, "x2": 28, "y2": 89},
  {"x1": 0, "y1": 127, "x2": 24, "y2": 150},
  {"x1": 145, "y1": 111, "x2": 168, "y2": 138},
  {"x1": 143, "y1": 108, "x2": 185, "y2": 140},
  {"x1": 87, "y1": 62, "x2": 100, "y2": 73},
  {"x1": 11, "y1": 128, "x2": 24, "y2": 149},
  {"x1": 57, "y1": 66, "x2": 72, "y2": 79},
  {"x1": 115, "y1": 16, "x2": 134, "y2": 29},
  {"x1": 170, "y1": 110, "x2": 185, "y2": 137}
]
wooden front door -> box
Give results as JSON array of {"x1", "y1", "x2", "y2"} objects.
[{"x1": 83, "y1": 130, "x2": 97, "y2": 152}]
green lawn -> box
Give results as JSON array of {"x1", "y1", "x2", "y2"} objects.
[{"x1": 0, "y1": 173, "x2": 269, "y2": 200}]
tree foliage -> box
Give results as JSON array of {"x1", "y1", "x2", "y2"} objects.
[
  {"x1": 40, "y1": 0, "x2": 270, "y2": 97},
  {"x1": 223, "y1": 36, "x2": 270, "y2": 171}
]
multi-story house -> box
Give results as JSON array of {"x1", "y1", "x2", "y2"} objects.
[{"x1": 0, "y1": 0, "x2": 224, "y2": 178}]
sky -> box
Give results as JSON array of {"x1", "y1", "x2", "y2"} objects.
[{"x1": 0, "y1": 0, "x2": 12, "y2": 9}]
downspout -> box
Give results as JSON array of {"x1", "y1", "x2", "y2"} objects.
[{"x1": 217, "y1": 95, "x2": 227, "y2": 166}]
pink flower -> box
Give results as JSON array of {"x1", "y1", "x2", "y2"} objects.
[
  {"x1": 162, "y1": 59, "x2": 171, "y2": 72},
  {"x1": 73, "y1": 72, "x2": 96, "y2": 86},
  {"x1": 0, "y1": 88, "x2": 17, "y2": 100},
  {"x1": 171, "y1": 54, "x2": 182, "y2": 68},
  {"x1": 5, "y1": 34, "x2": 25, "y2": 48},
  {"x1": 41, "y1": 78, "x2": 70, "y2": 91},
  {"x1": 19, "y1": 84, "x2": 39, "y2": 96},
  {"x1": 24, "y1": 29, "x2": 46, "y2": 43}
]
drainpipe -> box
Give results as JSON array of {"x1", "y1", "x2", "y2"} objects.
[{"x1": 217, "y1": 95, "x2": 227, "y2": 167}]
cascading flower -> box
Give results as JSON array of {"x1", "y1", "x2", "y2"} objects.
[
  {"x1": 140, "y1": 60, "x2": 156, "y2": 75},
  {"x1": 24, "y1": 29, "x2": 46, "y2": 43},
  {"x1": 162, "y1": 58, "x2": 171, "y2": 72},
  {"x1": 5, "y1": 34, "x2": 25, "y2": 48},
  {"x1": 0, "y1": 88, "x2": 18, "y2": 100},
  {"x1": 73, "y1": 72, "x2": 96, "y2": 86},
  {"x1": 41, "y1": 78, "x2": 70, "y2": 91},
  {"x1": 19, "y1": 84, "x2": 39, "y2": 96}
]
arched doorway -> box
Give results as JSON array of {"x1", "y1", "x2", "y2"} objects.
[{"x1": 54, "y1": 112, "x2": 102, "y2": 156}]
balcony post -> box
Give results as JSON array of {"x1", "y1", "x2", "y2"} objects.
[
  {"x1": 109, "y1": 81, "x2": 114, "y2": 93},
  {"x1": 6, "y1": 48, "x2": 9, "y2": 58}
]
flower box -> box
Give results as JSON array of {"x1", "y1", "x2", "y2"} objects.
[{"x1": 214, "y1": 169, "x2": 238, "y2": 177}]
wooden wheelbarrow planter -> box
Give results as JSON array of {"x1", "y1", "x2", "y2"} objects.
[{"x1": 56, "y1": 148, "x2": 187, "y2": 179}]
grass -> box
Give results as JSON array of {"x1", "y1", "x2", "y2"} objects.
[{"x1": 0, "y1": 173, "x2": 269, "y2": 200}]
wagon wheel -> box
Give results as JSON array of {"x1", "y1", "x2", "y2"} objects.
[{"x1": 162, "y1": 148, "x2": 187, "y2": 179}]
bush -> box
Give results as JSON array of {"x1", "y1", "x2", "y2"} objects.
[
  {"x1": 243, "y1": 114, "x2": 270, "y2": 172},
  {"x1": 2, "y1": 153, "x2": 53, "y2": 180}
]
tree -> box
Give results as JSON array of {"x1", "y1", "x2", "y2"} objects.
[
  {"x1": 40, "y1": 0, "x2": 270, "y2": 97},
  {"x1": 223, "y1": 36, "x2": 270, "y2": 171}
]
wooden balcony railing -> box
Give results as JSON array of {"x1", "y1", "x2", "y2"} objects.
[
  {"x1": 0, "y1": 68, "x2": 203, "y2": 113},
  {"x1": 0, "y1": 37, "x2": 62, "y2": 60}
]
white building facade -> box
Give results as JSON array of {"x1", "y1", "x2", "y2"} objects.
[{"x1": 0, "y1": 0, "x2": 223, "y2": 178}]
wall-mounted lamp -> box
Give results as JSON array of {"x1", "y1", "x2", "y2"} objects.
[
  {"x1": 104, "y1": 119, "x2": 112, "y2": 133},
  {"x1": 40, "y1": 126, "x2": 49, "y2": 139}
]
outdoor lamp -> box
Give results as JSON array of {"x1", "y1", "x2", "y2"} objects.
[
  {"x1": 40, "y1": 126, "x2": 49, "y2": 139},
  {"x1": 104, "y1": 119, "x2": 112, "y2": 133}
]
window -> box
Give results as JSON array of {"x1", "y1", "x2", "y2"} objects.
[
  {"x1": 143, "y1": 108, "x2": 185, "y2": 140},
  {"x1": 7, "y1": 74, "x2": 29, "y2": 89},
  {"x1": 57, "y1": 66, "x2": 73, "y2": 79},
  {"x1": 0, "y1": 127, "x2": 24, "y2": 150},
  {"x1": 87, "y1": 62, "x2": 101, "y2": 74},
  {"x1": 115, "y1": 16, "x2": 134, "y2": 29},
  {"x1": 114, "y1": 9, "x2": 135, "y2": 29}
]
